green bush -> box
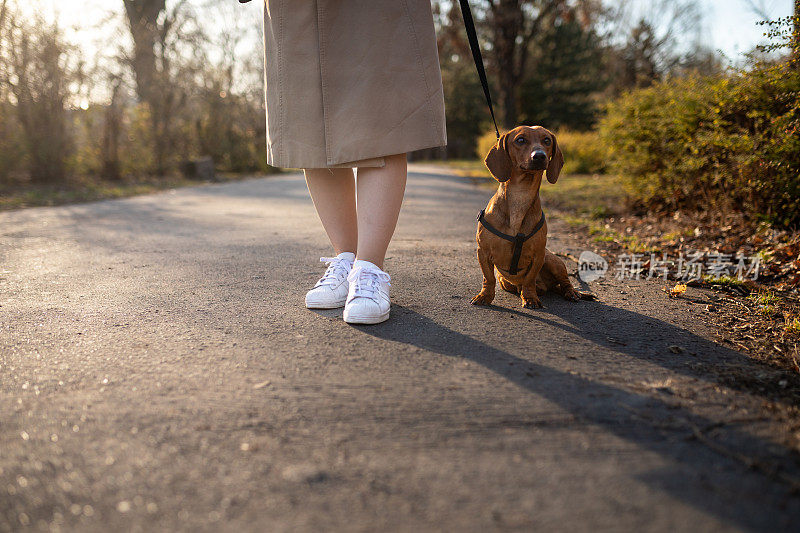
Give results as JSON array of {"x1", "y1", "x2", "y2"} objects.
[
  {"x1": 599, "y1": 55, "x2": 800, "y2": 227},
  {"x1": 475, "y1": 129, "x2": 505, "y2": 162},
  {"x1": 556, "y1": 130, "x2": 608, "y2": 175}
]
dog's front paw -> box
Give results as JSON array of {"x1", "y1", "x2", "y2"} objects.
[
  {"x1": 521, "y1": 287, "x2": 542, "y2": 309},
  {"x1": 563, "y1": 286, "x2": 580, "y2": 302},
  {"x1": 521, "y1": 295, "x2": 543, "y2": 309},
  {"x1": 471, "y1": 291, "x2": 494, "y2": 306}
]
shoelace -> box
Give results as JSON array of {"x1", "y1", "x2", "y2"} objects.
[
  {"x1": 347, "y1": 265, "x2": 391, "y2": 299},
  {"x1": 315, "y1": 257, "x2": 352, "y2": 287}
]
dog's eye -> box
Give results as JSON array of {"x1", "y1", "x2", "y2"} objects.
[
  {"x1": 543, "y1": 137, "x2": 552, "y2": 146},
  {"x1": 514, "y1": 137, "x2": 527, "y2": 145}
]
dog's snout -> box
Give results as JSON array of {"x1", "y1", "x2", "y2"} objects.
[{"x1": 529, "y1": 150, "x2": 548, "y2": 170}]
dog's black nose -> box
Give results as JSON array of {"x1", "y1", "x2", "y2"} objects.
[{"x1": 531, "y1": 150, "x2": 547, "y2": 163}]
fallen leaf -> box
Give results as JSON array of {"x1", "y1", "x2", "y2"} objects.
[{"x1": 669, "y1": 283, "x2": 688, "y2": 298}]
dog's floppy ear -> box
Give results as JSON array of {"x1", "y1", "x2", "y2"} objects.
[
  {"x1": 546, "y1": 132, "x2": 564, "y2": 184},
  {"x1": 484, "y1": 132, "x2": 512, "y2": 183}
]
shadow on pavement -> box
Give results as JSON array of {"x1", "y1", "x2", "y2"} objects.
[
  {"x1": 484, "y1": 296, "x2": 798, "y2": 406},
  {"x1": 356, "y1": 303, "x2": 800, "y2": 531}
]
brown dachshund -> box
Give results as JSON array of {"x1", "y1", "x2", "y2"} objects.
[{"x1": 471, "y1": 126, "x2": 580, "y2": 309}]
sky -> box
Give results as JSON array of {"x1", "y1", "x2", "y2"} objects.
[
  {"x1": 676, "y1": 0, "x2": 790, "y2": 59},
  {"x1": 13, "y1": 0, "x2": 795, "y2": 63},
  {"x1": 704, "y1": 0, "x2": 792, "y2": 57}
]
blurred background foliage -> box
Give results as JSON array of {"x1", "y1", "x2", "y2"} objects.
[
  {"x1": 0, "y1": 0, "x2": 271, "y2": 191},
  {"x1": 0, "y1": 0, "x2": 797, "y2": 227}
]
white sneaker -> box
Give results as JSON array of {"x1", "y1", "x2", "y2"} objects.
[
  {"x1": 343, "y1": 260, "x2": 391, "y2": 325},
  {"x1": 305, "y1": 252, "x2": 355, "y2": 309}
]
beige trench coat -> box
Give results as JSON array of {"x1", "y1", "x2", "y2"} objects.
[{"x1": 262, "y1": 0, "x2": 448, "y2": 169}]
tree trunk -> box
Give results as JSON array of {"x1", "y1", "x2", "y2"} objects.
[
  {"x1": 123, "y1": 0, "x2": 163, "y2": 106},
  {"x1": 122, "y1": 0, "x2": 169, "y2": 173},
  {"x1": 489, "y1": 0, "x2": 524, "y2": 128},
  {"x1": 485, "y1": 0, "x2": 561, "y2": 128},
  {"x1": 102, "y1": 79, "x2": 123, "y2": 180}
]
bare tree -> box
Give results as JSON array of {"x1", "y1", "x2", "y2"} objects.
[
  {"x1": 745, "y1": 0, "x2": 772, "y2": 21},
  {"x1": 0, "y1": 0, "x2": 25, "y2": 182},
  {"x1": 605, "y1": 0, "x2": 705, "y2": 90},
  {"x1": 192, "y1": 1, "x2": 264, "y2": 171},
  {"x1": 0, "y1": 0, "x2": 8, "y2": 97},
  {"x1": 484, "y1": 0, "x2": 563, "y2": 127},
  {"x1": 474, "y1": 0, "x2": 603, "y2": 127},
  {"x1": 122, "y1": 0, "x2": 165, "y2": 102},
  {"x1": 102, "y1": 76, "x2": 124, "y2": 180},
  {"x1": 122, "y1": 0, "x2": 200, "y2": 173},
  {"x1": 0, "y1": 0, "x2": 8, "y2": 98},
  {"x1": 0, "y1": 10, "x2": 78, "y2": 182}
]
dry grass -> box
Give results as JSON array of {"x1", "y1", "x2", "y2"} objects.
[{"x1": 0, "y1": 172, "x2": 274, "y2": 211}]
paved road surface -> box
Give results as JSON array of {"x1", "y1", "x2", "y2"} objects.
[{"x1": 2, "y1": 167, "x2": 799, "y2": 532}]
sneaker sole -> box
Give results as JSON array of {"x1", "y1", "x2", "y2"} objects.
[
  {"x1": 343, "y1": 310, "x2": 390, "y2": 325},
  {"x1": 305, "y1": 300, "x2": 346, "y2": 309}
]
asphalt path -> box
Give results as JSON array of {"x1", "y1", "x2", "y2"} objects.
[{"x1": 2, "y1": 166, "x2": 799, "y2": 532}]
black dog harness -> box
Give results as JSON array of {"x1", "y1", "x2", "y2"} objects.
[{"x1": 477, "y1": 209, "x2": 546, "y2": 275}]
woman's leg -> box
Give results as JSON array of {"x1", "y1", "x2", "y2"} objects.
[
  {"x1": 303, "y1": 167, "x2": 358, "y2": 254},
  {"x1": 355, "y1": 153, "x2": 408, "y2": 269}
]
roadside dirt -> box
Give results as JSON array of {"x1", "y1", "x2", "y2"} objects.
[{"x1": 557, "y1": 208, "x2": 800, "y2": 423}]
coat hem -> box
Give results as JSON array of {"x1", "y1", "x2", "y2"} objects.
[{"x1": 266, "y1": 136, "x2": 447, "y2": 169}]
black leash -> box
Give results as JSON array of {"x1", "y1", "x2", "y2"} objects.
[
  {"x1": 458, "y1": 0, "x2": 500, "y2": 140},
  {"x1": 477, "y1": 209, "x2": 545, "y2": 275}
]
